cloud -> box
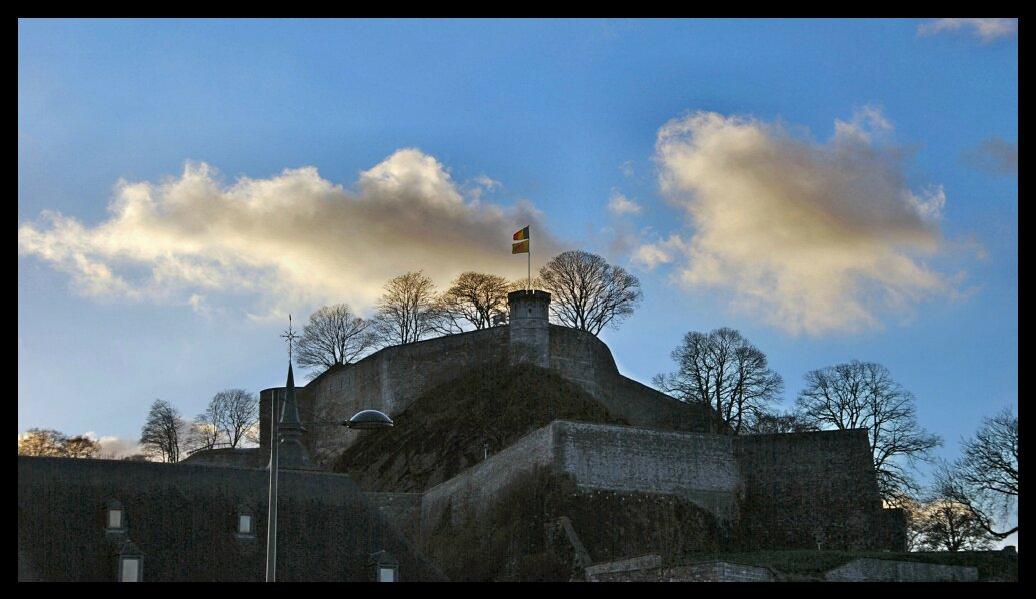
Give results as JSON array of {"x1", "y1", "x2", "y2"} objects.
[
  {"x1": 918, "y1": 18, "x2": 1018, "y2": 42},
  {"x1": 632, "y1": 234, "x2": 686, "y2": 270},
  {"x1": 607, "y1": 191, "x2": 642, "y2": 216},
  {"x1": 964, "y1": 137, "x2": 1018, "y2": 176},
  {"x1": 83, "y1": 432, "x2": 143, "y2": 458},
  {"x1": 18, "y1": 149, "x2": 561, "y2": 320},
  {"x1": 644, "y1": 108, "x2": 952, "y2": 335}
]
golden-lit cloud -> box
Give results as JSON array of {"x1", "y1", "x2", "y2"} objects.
[
  {"x1": 636, "y1": 108, "x2": 952, "y2": 335},
  {"x1": 18, "y1": 148, "x2": 561, "y2": 320}
]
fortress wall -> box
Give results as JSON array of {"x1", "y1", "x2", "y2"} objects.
[
  {"x1": 549, "y1": 326, "x2": 722, "y2": 433},
  {"x1": 420, "y1": 421, "x2": 742, "y2": 533},
  {"x1": 554, "y1": 421, "x2": 741, "y2": 521},
  {"x1": 733, "y1": 428, "x2": 892, "y2": 551},
  {"x1": 259, "y1": 327, "x2": 510, "y2": 463},
  {"x1": 420, "y1": 423, "x2": 557, "y2": 531}
]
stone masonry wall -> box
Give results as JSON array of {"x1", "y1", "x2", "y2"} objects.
[
  {"x1": 556, "y1": 421, "x2": 741, "y2": 521},
  {"x1": 733, "y1": 429, "x2": 891, "y2": 551},
  {"x1": 420, "y1": 421, "x2": 742, "y2": 533},
  {"x1": 263, "y1": 323, "x2": 719, "y2": 467},
  {"x1": 260, "y1": 327, "x2": 510, "y2": 464}
]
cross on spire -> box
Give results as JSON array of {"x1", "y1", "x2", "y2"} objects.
[{"x1": 280, "y1": 314, "x2": 299, "y2": 363}]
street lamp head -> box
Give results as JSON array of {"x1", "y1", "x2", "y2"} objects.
[{"x1": 345, "y1": 409, "x2": 394, "y2": 430}]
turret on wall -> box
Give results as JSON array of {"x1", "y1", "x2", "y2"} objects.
[{"x1": 508, "y1": 290, "x2": 551, "y2": 367}]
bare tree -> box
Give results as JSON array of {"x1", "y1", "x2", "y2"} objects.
[
  {"x1": 18, "y1": 428, "x2": 68, "y2": 456},
  {"x1": 538, "y1": 250, "x2": 642, "y2": 335},
  {"x1": 296, "y1": 304, "x2": 382, "y2": 371},
  {"x1": 438, "y1": 272, "x2": 511, "y2": 331},
  {"x1": 61, "y1": 435, "x2": 101, "y2": 458},
  {"x1": 653, "y1": 328, "x2": 784, "y2": 434},
  {"x1": 139, "y1": 399, "x2": 187, "y2": 463},
  {"x1": 215, "y1": 389, "x2": 258, "y2": 448},
  {"x1": 794, "y1": 360, "x2": 941, "y2": 501},
  {"x1": 187, "y1": 389, "x2": 259, "y2": 451},
  {"x1": 913, "y1": 495, "x2": 995, "y2": 551},
  {"x1": 374, "y1": 271, "x2": 439, "y2": 345},
  {"x1": 189, "y1": 399, "x2": 225, "y2": 452},
  {"x1": 934, "y1": 409, "x2": 1017, "y2": 539}
]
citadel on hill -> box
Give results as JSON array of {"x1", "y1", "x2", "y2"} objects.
[{"x1": 20, "y1": 289, "x2": 911, "y2": 582}]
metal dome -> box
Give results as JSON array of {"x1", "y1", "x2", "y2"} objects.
[{"x1": 345, "y1": 409, "x2": 394, "y2": 430}]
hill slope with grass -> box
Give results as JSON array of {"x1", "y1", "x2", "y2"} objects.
[{"x1": 332, "y1": 361, "x2": 628, "y2": 492}]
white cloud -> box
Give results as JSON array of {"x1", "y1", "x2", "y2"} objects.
[
  {"x1": 918, "y1": 18, "x2": 1018, "y2": 42},
  {"x1": 18, "y1": 149, "x2": 561, "y2": 320},
  {"x1": 632, "y1": 234, "x2": 686, "y2": 270},
  {"x1": 645, "y1": 108, "x2": 952, "y2": 335},
  {"x1": 607, "y1": 191, "x2": 642, "y2": 216},
  {"x1": 83, "y1": 431, "x2": 143, "y2": 458}
]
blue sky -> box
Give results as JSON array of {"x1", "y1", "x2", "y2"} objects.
[{"x1": 19, "y1": 17, "x2": 1016, "y2": 498}]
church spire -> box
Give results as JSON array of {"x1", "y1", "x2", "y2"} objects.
[{"x1": 274, "y1": 316, "x2": 318, "y2": 471}]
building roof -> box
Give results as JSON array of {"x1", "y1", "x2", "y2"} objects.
[{"x1": 17, "y1": 456, "x2": 446, "y2": 581}]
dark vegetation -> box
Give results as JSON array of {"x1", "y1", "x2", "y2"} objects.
[
  {"x1": 333, "y1": 361, "x2": 628, "y2": 492},
  {"x1": 422, "y1": 467, "x2": 724, "y2": 582}
]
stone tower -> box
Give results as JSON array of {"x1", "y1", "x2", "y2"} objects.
[{"x1": 508, "y1": 289, "x2": 551, "y2": 368}]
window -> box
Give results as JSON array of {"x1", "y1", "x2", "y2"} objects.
[
  {"x1": 116, "y1": 540, "x2": 143, "y2": 582},
  {"x1": 238, "y1": 514, "x2": 252, "y2": 535},
  {"x1": 105, "y1": 500, "x2": 125, "y2": 532},
  {"x1": 371, "y1": 551, "x2": 399, "y2": 582},
  {"x1": 120, "y1": 557, "x2": 141, "y2": 582}
]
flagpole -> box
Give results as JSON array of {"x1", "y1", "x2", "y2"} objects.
[{"x1": 527, "y1": 241, "x2": 531, "y2": 292}]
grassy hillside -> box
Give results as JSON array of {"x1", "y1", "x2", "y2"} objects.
[{"x1": 332, "y1": 361, "x2": 628, "y2": 492}]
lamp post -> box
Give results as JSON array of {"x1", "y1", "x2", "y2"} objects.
[{"x1": 265, "y1": 398, "x2": 393, "y2": 582}]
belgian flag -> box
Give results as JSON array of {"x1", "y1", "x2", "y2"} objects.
[{"x1": 512, "y1": 225, "x2": 530, "y2": 254}]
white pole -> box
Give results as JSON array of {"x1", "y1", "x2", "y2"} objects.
[{"x1": 265, "y1": 389, "x2": 279, "y2": 582}]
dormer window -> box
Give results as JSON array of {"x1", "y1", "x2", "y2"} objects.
[
  {"x1": 106, "y1": 500, "x2": 126, "y2": 533},
  {"x1": 116, "y1": 540, "x2": 143, "y2": 582},
  {"x1": 371, "y1": 550, "x2": 399, "y2": 582}
]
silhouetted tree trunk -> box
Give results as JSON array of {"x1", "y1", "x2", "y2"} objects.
[
  {"x1": 296, "y1": 304, "x2": 381, "y2": 370},
  {"x1": 433, "y1": 272, "x2": 510, "y2": 332},
  {"x1": 374, "y1": 271, "x2": 439, "y2": 344},
  {"x1": 140, "y1": 399, "x2": 186, "y2": 463},
  {"x1": 538, "y1": 250, "x2": 642, "y2": 336},
  {"x1": 653, "y1": 328, "x2": 783, "y2": 434},
  {"x1": 216, "y1": 389, "x2": 258, "y2": 448},
  {"x1": 934, "y1": 409, "x2": 1017, "y2": 539}
]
